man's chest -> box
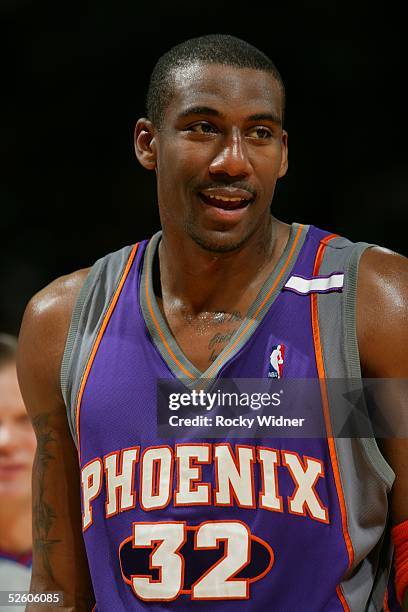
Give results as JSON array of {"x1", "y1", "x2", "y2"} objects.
[{"x1": 162, "y1": 308, "x2": 249, "y2": 372}]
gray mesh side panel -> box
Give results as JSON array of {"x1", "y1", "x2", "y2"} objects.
[
  {"x1": 60, "y1": 245, "x2": 135, "y2": 448},
  {"x1": 317, "y1": 239, "x2": 395, "y2": 611},
  {"x1": 60, "y1": 266, "x2": 99, "y2": 441},
  {"x1": 343, "y1": 246, "x2": 395, "y2": 487}
]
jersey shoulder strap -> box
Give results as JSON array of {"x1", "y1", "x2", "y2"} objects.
[
  {"x1": 60, "y1": 244, "x2": 137, "y2": 447},
  {"x1": 316, "y1": 234, "x2": 395, "y2": 611}
]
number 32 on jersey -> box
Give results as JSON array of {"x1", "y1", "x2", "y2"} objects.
[{"x1": 119, "y1": 520, "x2": 274, "y2": 601}]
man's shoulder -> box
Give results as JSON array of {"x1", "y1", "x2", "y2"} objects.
[
  {"x1": 357, "y1": 246, "x2": 408, "y2": 376},
  {"x1": 17, "y1": 268, "x2": 91, "y2": 403},
  {"x1": 359, "y1": 246, "x2": 408, "y2": 317},
  {"x1": 359, "y1": 244, "x2": 408, "y2": 282},
  {"x1": 24, "y1": 267, "x2": 91, "y2": 333},
  {"x1": 21, "y1": 240, "x2": 143, "y2": 343}
]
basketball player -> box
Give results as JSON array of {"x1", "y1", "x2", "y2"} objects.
[
  {"x1": 17, "y1": 35, "x2": 408, "y2": 611},
  {"x1": 0, "y1": 334, "x2": 35, "y2": 605}
]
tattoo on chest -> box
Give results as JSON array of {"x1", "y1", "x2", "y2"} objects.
[
  {"x1": 207, "y1": 311, "x2": 244, "y2": 363},
  {"x1": 208, "y1": 332, "x2": 235, "y2": 349},
  {"x1": 214, "y1": 311, "x2": 243, "y2": 324},
  {"x1": 171, "y1": 307, "x2": 245, "y2": 366},
  {"x1": 184, "y1": 310, "x2": 243, "y2": 326},
  {"x1": 208, "y1": 332, "x2": 235, "y2": 362}
]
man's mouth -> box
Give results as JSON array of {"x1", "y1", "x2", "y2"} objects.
[{"x1": 198, "y1": 188, "x2": 254, "y2": 210}]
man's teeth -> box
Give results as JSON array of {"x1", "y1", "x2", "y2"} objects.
[{"x1": 207, "y1": 194, "x2": 247, "y2": 202}]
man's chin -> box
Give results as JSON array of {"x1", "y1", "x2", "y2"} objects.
[{"x1": 187, "y1": 227, "x2": 252, "y2": 253}]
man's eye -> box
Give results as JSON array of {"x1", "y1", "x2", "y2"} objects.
[
  {"x1": 247, "y1": 126, "x2": 273, "y2": 139},
  {"x1": 187, "y1": 122, "x2": 217, "y2": 134}
]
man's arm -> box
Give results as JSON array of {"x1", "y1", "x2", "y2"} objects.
[
  {"x1": 17, "y1": 269, "x2": 94, "y2": 611},
  {"x1": 357, "y1": 247, "x2": 408, "y2": 523},
  {"x1": 357, "y1": 247, "x2": 408, "y2": 608}
]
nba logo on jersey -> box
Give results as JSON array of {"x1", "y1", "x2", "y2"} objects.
[{"x1": 268, "y1": 344, "x2": 285, "y2": 378}]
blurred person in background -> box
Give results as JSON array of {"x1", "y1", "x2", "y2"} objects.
[{"x1": 0, "y1": 334, "x2": 35, "y2": 598}]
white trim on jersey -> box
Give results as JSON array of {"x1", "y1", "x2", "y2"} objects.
[{"x1": 284, "y1": 273, "x2": 344, "y2": 295}]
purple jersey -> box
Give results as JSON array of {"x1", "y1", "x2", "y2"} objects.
[{"x1": 62, "y1": 224, "x2": 397, "y2": 611}]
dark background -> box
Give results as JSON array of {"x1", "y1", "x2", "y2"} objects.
[{"x1": 1, "y1": 0, "x2": 407, "y2": 334}]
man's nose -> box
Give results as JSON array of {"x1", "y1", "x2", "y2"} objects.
[{"x1": 209, "y1": 129, "x2": 251, "y2": 178}]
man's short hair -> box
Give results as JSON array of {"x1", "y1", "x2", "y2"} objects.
[
  {"x1": 0, "y1": 333, "x2": 17, "y2": 369},
  {"x1": 146, "y1": 34, "x2": 285, "y2": 129}
]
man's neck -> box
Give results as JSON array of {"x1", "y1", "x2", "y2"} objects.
[
  {"x1": 158, "y1": 216, "x2": 290, "y2": 314},
  {"x1": 0, "y1": 500, "x2": 32, "y2": 555}
]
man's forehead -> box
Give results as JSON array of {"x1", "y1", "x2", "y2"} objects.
[{"x1": 170, "y1": 61, "x2": 283, "y2": 115}]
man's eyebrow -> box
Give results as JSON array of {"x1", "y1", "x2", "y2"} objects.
[
  {"x1": 247, "y1": 112, "x2": 282, "y2": 125},
  {"x1": 177, "y1": 106, "x2": 225, "y2": 119},
  {"x1": 177, "y1": 107, "x2": 282, "y2": 125}
]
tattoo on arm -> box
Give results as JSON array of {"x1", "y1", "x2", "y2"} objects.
[{"x1": 32, "y1": 413, "x2": 61, "y2": 582}]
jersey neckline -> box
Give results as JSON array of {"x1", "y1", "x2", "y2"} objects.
[{"x1": 139, "y1": 223, "x2": 308, "y2": 383}]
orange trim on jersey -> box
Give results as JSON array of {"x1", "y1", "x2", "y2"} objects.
[
  {"x1": 145, "y1": 250, "x2": 195, "y2": 379},
  {"x1": 204, "y1": 223, "x2": 305, "y2": 378},
  {"x1": 335, "y1": 585, "x2": 350, "y2": 611},
  {"x1": 75, "y1": 243, "x2": 139, "y2": 461},
  {"x1": 311, "y1": 233, "x2": 354, "y2": 612},
  {"x1": 383, "y1": 587, "x2": 390, "y2": 612}
]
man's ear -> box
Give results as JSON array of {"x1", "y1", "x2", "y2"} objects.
[
  {"x1": 278, "y1": 130, "x2": 289, "y2": 178},
  {"x1": 134, "y1": 118, "x2": 157, "y2": 170}
]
